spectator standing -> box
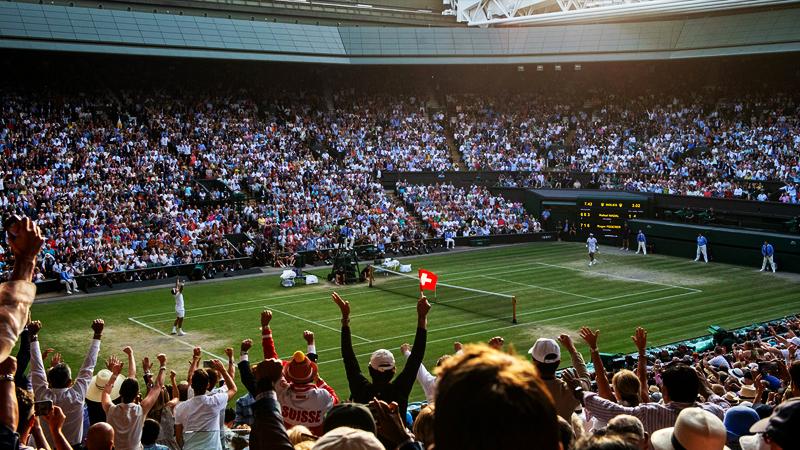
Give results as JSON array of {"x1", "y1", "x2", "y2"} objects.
[
  {"x1": 30, "y1": 319, "x2": 105, "y2": 448},
  {"x1": 333, "y1": 291, "x2": 430, "y2": 419},
  {"x1": 102, "y1": 354, "x2": 165, "y2": 450},
  {"x1": 174, "y1": 360, "x2": 237, "y2": 450},
  {"x1": 528, "y1": 335, "x2": 589, "y2": 420}
]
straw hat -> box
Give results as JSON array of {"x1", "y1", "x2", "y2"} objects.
[{"x1": 85, "y1": 369, "x2": 123, "y2": 402}]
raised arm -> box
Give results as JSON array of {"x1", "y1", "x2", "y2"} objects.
[
  {"x1": 238, "y1": 339, "x2": 257, "y2": 395},
  {"x1": 141, "y1": 354, "x2": 167, "y2": 415},
  {"x1": 212, "y1": 359, "x2": 237, "y2": 400},
  {"x1": 73, "y1": 320, "x2": 103, "y2": 398},
  {"x1": 395, "y1": 296, "x2": 430, "y2": 392},
  {"x1": 261, "y1": 310, "x2": 278, "y2": 360},
  {"x1": 632, "y1": 327, "x2": 650, "y2": 403},
  {"x1": 28, "y1": 321, "x2": 49, "y2": 400},
  {"x1": 579, "y1": 327, "x2": 613, "y2": 400},
  {"x1": 401, "y1": 343, "x2": 437, "y2": 402},
  {"x1": 101, "y1": 359, "x2": 123, "y2": 414},
  {"x1": 225, "y1": 347, "x2": 236, "y2": 380},
  {"x1": 188, "y1": 346, "x2": 201, "y2": 383},
  {"x1": 0, "y1": 217, "x2": 43, "y2": 363},
  {"x1": 304, "y1": 330, "x2": 317, "y2": 362},
  {"x1": 14, "y1": 327, "x2": 32, "y2": 389},
  {"x1": 122, "y1": 346, "x2": 136, "y2": 379},
  {"x1": 559, "y1": 333, "x2": 589, "y2": 379}
]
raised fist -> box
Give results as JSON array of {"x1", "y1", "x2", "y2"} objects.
[
  {"x1": 28, "y1": 321, "x2": 42, "y2": 337},
  {"x1": 91, "y1": 319, "x2": 105, "y2": 335},
  {"x1": 261, "y1": 310, "x2": 273, "y2": 327}
]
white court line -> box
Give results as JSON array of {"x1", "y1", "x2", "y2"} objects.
[
  {"x1": 533, "y1": 262, "x2": 702, "y2": 293},
  {"x1": 136, "y1": 263, "x2": 553, "y2": 324},
  {"x1": 316, "y1": 289, "x2": 701, "y2": 364},
  {"x1": 483, "y1": 276, "x2": 600, "y2": 300},
  {"x1": 599, "y1": 286, "x2": 674, "y2": 301},
  {"x1": 134, "y1": 262, "x2": 556, "y2": 323},
  {"x1": 127, "y1": 317, "x2": 225, "y2": 360},
  {"x1": 268, "y1": 306, "x2": 373, "y2": 343}
]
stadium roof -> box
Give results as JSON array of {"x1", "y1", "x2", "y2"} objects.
[
  {"x1": 448, "y1": 0, "x2": 800, "y2": 27},
  {"x1": 2, "y1": 1, "x2": 799, "y2": 63}
]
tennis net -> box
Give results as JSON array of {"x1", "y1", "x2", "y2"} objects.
[{"x1": 370, "y1": 266, "x2": 518, "y2": 323}]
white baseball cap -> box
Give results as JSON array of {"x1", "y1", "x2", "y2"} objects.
[
  {"x1": 369, "y1": 349, "x2": 396, "y2": 372},
  {"x1": 528, "y1": 338, "x2": 561, "y2": 364}
]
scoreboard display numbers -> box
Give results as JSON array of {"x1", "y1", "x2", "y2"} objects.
[{"x1": 578, "y1": 198, "x2": 647, "y2": 238}]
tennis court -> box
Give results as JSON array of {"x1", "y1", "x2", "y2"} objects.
[{"x1": 30, "y1": 241, "x2": 800, "y2": 403}]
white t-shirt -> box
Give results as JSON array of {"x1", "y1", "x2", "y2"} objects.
[
  {"x1": 587, "y1": 237, "x2": 598, "y2": 253},
  {"x1": 174, "y1": 290, "x2": 185, "y2": 312},
  {"x1": 106, "y1": 402, "x2": 145, "y2": 450},
  {"x1": 174, "y1": 392, "x2": 228, "y2": 450}
]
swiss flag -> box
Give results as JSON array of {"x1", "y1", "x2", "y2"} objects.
[{"x1": 419, "y1": 269, "x2": 438, "y2": 291}]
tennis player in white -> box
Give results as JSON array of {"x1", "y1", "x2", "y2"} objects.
[
  {"x1": 171, "y1": 278, "x2": 186, "y2": 336},
  {"x1": 586, "y1": 233, "x2": 599, "y2": 266}
]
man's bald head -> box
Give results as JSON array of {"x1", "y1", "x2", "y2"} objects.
[{"x1": 86, "y1": 422, "x2": 114, "y2": 450}]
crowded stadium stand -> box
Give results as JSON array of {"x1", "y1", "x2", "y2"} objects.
[{"x1": 1, "y1": 0, "x2": 800, "y2": 449}]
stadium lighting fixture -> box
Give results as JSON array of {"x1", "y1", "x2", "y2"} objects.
[
  {"x1": 555, "y1": 64, "x2": 561, "y2": 71},
  {"x1": 536, "y1": 65, "x2": 544, "y2": 71},
  {"x1": 574, "y1": 64, "x2": 582, "y2": 71}
]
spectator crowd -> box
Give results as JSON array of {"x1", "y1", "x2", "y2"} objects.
[{"x1": 2, "y1": 87, "x2": 799, "y2": 288}]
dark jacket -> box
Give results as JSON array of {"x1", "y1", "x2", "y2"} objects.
[
  {"x1": 238, "y1": 360, "x2": 294, "y2": 450},
  {"x1": 341, "y1": 325, "x2": 426, "y2": 418}
]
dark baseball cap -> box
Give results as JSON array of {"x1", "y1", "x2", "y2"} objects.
[
  {"x1": 749, "y1": 398, "x2": 800, "y2": 447},
  {"x1": 323, "y1": 403, "x2": 376, "y2": 435}
]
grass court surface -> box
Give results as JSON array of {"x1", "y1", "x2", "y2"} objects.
[{"x1": 29, "y1": 241, "x2": 800, "y2": 403}]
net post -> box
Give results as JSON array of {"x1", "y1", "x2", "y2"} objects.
[{"x1": 512, "y1": 296, "x2": 517, "y2": 324}]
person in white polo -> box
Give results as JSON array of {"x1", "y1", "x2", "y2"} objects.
[{"x1": 174, "y1": 360, "x2": 238, "y2": 450}]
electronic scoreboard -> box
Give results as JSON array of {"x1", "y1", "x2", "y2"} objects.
[{"x1": 578, "y1": 198, "x2": 647, "y2": 238}]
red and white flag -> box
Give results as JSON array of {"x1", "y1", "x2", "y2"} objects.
[{"x1": 418, "y1": 269, "x2": 438, "y2": 292}]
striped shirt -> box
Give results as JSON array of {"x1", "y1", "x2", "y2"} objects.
[{"x1": 583, "y1": 392, "x2": 728, "y2": 434}]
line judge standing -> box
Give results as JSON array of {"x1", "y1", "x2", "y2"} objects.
[
  {"x1": 636, "y1": 230, "x2": 647, "y2": 255},
  {"x1": 760, "y1": 240, "x2": 776, "y2": 272},
  {"x1": 694, "y1": 233, "x2": 709, "y2": 263}
]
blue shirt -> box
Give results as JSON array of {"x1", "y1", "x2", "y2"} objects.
[
  {"x1": 697, "y1": 236, "x2": 707, "y2": 246},
  {"x1": 762, "y1": 244, "x2": 774, "y2": 256},
  {"x1": 637, "y1": 232, "x2": 646, "y2": 242}
]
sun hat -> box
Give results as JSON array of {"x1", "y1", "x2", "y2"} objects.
[
  {"x1": 86, "y1": 369, "x2": 123, "y2": 402},
  {"x1": 651, "y1": 408, "x2": 730, "y2": 450},
  {"x1": 724, "y1": 405, "x2": 759, "y2": 442}
]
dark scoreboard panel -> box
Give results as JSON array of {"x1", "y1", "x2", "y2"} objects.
[{"x1": 578, "y1": 198, "x2": 647, "y2": 238}]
